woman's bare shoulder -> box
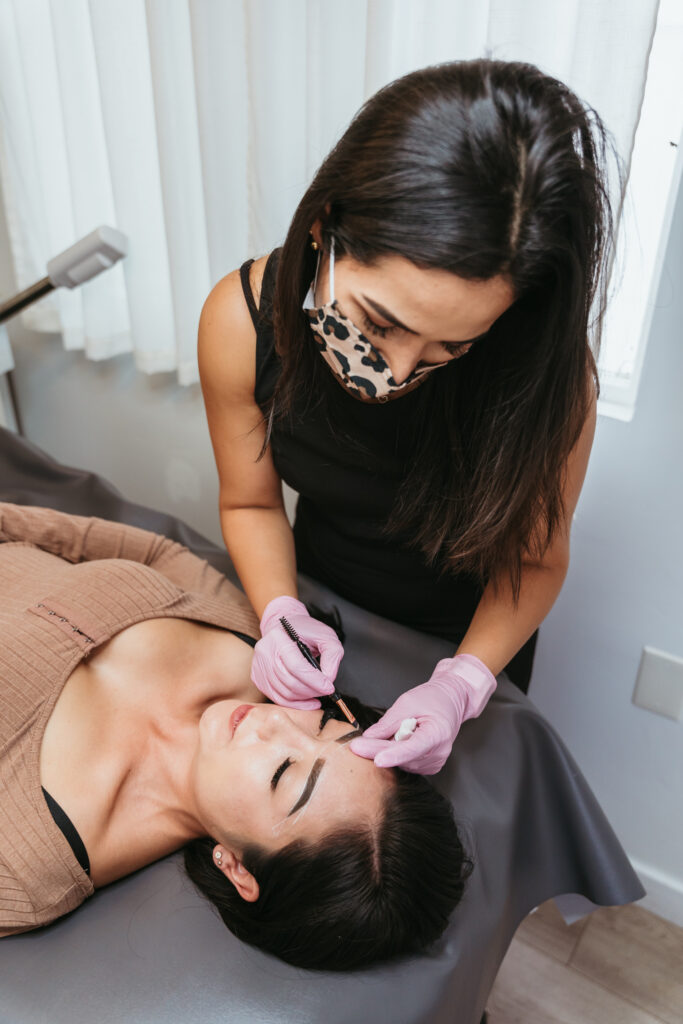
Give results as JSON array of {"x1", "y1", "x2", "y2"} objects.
[
  {"x1": 200, "y1": 253, "x2": 270, "y2": 335},
  {"x1": 197, "y1": 253, "x2": 271, "y2": 398}
]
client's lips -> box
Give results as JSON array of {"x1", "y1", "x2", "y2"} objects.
[{"x1": 229, "y1": 704, "x2": 254, "y2": 738}]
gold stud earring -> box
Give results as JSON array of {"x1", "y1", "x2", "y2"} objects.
[{"x1": 310, "y1": 231, "x2": 319, "y2": 251}]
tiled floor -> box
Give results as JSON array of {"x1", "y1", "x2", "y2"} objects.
[{"x1": 487, "y1": 901, "x2": 683, "y2": 1024}]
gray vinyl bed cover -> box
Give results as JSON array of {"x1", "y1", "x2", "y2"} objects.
[{"x1": 0, "y1": 427, "x2": 644, "y2": 1024}]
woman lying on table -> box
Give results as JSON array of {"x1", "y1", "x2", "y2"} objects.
[{"x1": 0, "y1": 502, "x2": 466, "y2": 970}]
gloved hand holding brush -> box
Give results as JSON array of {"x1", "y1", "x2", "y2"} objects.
[{"x1": 250, "y1": 596, "x2": 344, "y2": 710}]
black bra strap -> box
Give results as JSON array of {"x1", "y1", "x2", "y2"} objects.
[
  {"x1": 229, "y1": 628, "x2": 257, "y2": 648},
  {"x1": 42, "y1": 787, "x2": 90, "y2": 875},
  {"x1": 239, "y1": 258, "x2": 259, "y2": 329}
]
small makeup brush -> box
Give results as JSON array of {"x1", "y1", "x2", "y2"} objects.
[{"x1": 279, "y1": 616, "x2": 359, "y2": 729}]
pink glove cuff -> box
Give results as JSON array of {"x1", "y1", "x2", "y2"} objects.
[
  {"x1": 447, "y1": 653, "x2": 497, "y2": 719},
  {"x1": 260, "y1": 595, "x2": 309, "y2": 635}
]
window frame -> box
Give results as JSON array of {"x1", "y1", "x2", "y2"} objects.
[{"x1": 597, "y1": 0, "x2": 683, "y2": 422}]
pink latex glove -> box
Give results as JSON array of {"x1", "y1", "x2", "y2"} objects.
[
  {"x1": 350, "y1": 654, "x2": 496, "y2": 774},
  {"x1": 250, "y1": 596, "x2": 344, "y2": 710}
]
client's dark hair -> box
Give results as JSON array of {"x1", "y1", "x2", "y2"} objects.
[{"x1": 184, "y1": 694, "x2": 472, "y2": 971}]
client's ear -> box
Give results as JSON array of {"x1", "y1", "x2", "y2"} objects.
[{"x1": 212, "y1": 845, "x2": 259, "y2": 902}]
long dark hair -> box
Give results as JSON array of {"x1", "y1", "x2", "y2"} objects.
[
  {"x1": 183, "y1": 695, "x2": 471, "y2": 971},
  {"x1": 266, "y1": 59, "x2": 620, "y2": 594}
]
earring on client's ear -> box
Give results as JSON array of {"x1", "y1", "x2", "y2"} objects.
[
  {"x1": 309, "y1": 231, "x2": 319, "y2": 251},
  {"x1": 215, "y1": 851, "x2": 222, "y2": 863}
]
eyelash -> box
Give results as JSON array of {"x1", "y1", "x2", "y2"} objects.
[
  {"x1": 271, "y1": 757, "x2": 293, "y2": 791},
  {"x1": 441, "y1": 341, "x2": 472, "y2": 356},
  {"x1": 361, "y1": 313, "x2": 476, "y2": 355},
  {"x1": 361, "y1": 313, "x2": 394, "y2": 339}
]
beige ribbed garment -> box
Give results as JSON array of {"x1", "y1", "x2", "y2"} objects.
[{"x1": 0, "y1": 502, "x2": 259, "y2": 937}]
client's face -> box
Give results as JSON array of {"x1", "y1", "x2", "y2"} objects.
[{"x1": 192, "y1": 702, "x2": 388, "y2": 850}]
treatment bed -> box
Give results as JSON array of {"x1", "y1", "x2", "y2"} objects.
[{"x1": 0, "y1": 426, "x2": 644, "y2": 1024}]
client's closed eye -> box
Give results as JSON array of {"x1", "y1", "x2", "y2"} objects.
[{"x1": 271, "y1": 757, "x2": 293, "y2": 790}]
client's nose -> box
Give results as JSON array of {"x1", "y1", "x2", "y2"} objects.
[{"x1": 256, "y1": 707, "x2": 316, "y2": 746}]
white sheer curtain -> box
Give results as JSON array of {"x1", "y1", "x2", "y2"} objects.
[
  {"x1": 0, "y1": 0, "x2": 660, "y2": 386},
  {"x1": 0, "y1": 325, "x2": 13, "y2": 375}
]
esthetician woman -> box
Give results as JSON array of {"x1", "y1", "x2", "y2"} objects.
[{"x1": 199, "y1": 59, "x2": 616, "y2": 776}]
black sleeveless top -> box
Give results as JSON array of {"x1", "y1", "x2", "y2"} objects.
[{"x1": 240, "y1": 249, "x2": 484, "y2": 646}]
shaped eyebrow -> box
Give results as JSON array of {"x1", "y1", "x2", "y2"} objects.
[
  {"x1": 361, "y1": 294, "x2": 418, "y2": 335},
  {"x1": 288, "y1": 757, "x2": 325, "y2": 816},
  {"x1": 335, "y1": 730, "x2": 359, "y2": 744}
]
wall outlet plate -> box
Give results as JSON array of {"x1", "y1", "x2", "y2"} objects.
[{"x1": 633, "y1": 646, "x2": 683, "y2": 721}]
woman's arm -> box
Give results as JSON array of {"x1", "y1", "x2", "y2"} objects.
[
  {"x1": 198, "y1": 262, "x2": 298, "y2": 619},
  {"x1": 0, "y1": 502, "x2": 254, "y2": 612},
  {"x1": 455, "y1": 390, "x2": 598, "y2": 674}
]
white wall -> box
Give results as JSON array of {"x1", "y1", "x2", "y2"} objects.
[
  {"x1": 2, "y1": 172, "x2": 682, "y2": 924},
  {"x1": 530, "y1": 174, "x2": 683, "y2": 924},
  {"x1": 7, "y1": 335, "x2": 226, "y2": 546}
]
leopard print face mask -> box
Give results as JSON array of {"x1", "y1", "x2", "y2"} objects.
[{"x1": 302, "y1": 237, "x2": 448, "y2": 403}]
